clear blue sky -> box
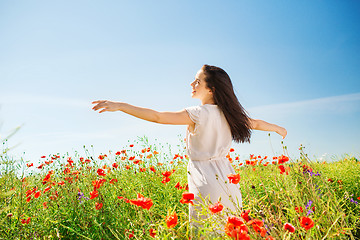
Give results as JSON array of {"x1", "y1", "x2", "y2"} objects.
[{"x1": 1, "y1": 0, "x2": 359, "y2": 163}]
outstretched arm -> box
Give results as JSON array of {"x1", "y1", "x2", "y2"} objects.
[
  {"x1": 92, "y1": 100, "x2": 194, "y2": 125},
  {"x1": 249, "y1": 118, "x2": 287, "y2": 139}
]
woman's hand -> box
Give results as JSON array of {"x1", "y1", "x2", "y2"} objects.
[
  {"x1": 276, "y1": 126, "x2": 287, "y2": 139},
  {"x1": 92, "y1": 100, "x2": 122, "y2": 113}
]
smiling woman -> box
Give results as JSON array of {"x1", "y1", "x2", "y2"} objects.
[{"x1": 91, "y1": 64, "x2": 287, "y2": 236}]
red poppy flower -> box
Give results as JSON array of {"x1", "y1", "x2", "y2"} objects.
[
  {"x1": 26, "y1": 163, "x2": 33, "y2": 167},
  {"x1": 224, "y1": 216, "x2": 249, "y2": 239},
  {"x1": 130, "y1": 193, "x2": 153, "y2": 210},
  {"x1": 227, "y1": 173, "x2": 241, "y2": 184},
  {"x1": 278, "y1": 155, "x2": 289, "y2": 164},
  {"x1": 90, "y1": 190, "x2": 99, "y2": 199},
  {"x1": 174, "y1": 182, "x2": 182, "y2": 190},
  {"x1": 95, "y1": 202, "x2": 103, "y2": 210},
  {"x1": 284, "y1": 222, "x2": 296, "y2": 232},
  {"x1": 161, "y1": 177, "x2": 171, "y2": 184},
  {"x1": 224, "y1": 225, "x2": 250, "y2": 240},
  {"x1": 63, "y1": 168, "x2": 70, "y2": 174},
  {"x1": 209, "y1": 201, "x2": 224, "y2": 214},
  {"x1": 128, "y1": 230, "x2": 134, "y2": 238},
  {"x1": 149, "y1": 228, "x2": 156, "y2": 238},
  {"x1": 166, "y1": 212, "x2": 178, "y2": 228},
  {"x1": 109, "y1": 179, "x2": 118, "y2": 184},
  {"x1": 67, "y1": 158, "x2": 74, "y2": 165},
  {"x1": 230, "y1": 148, "x2": 235, "y2": 152},
  {"x1": 150, "y1": 166, "x2": 156, "y2": 173},
  {"x1": 37, "y1": 164, "x2": 44, "y2": 169},
  {"x1": 112, "y1": 162, "x2": 118, "y2": 168},
  {"x1": 295, "y1": 206, "x2": 303, "y2": 213},
  {"x1": 248, "y1": 219, "x2": 264, "y2": 227},
  {"x1": 162, "y1": 171, "x2": 172, "y2": 178},
  {"x1": 180, "y1": 192, "x2": 194, "y2": 205},
  {"x1": 241, "y1": 209, "x2": 251, "y2": 222},
  {"x1": 357, "y1": 196, "x2": 360, "y2": 200},
  {"x1": 92, "y1": 179, "x2": 106, "y2": 189},
  {"x1": 129, "y1": 144, "x2": 134, "y2": 147},
  {"x1": 299, "y1": 216, "x2": 315, "y2": 230},
  {"x1": 228, "y1": 216, "x2": 245, "y2": 226},
  {"x1": 248, "y1": 219, "x2": 266, "y2": 237},
  {"x1": 44, "y1": 186, "x2": 51, "y2": 193},
  {"x1": 42, "y1": 173, "x2": 52, "y2": 184},
  {"x1": 34, "y1": 191, "x2": 41, "y2": 198},
  {"x1": 133, "y1": 159, "x2": 142, "y2": 164},
  {"x1": 278, "y1": 164, "x2": 286, "y2": 174},
  {"x1": 26, "y1": 188, "x2": 35, "y2": 197},
  {"x1": 43, "y1": 202, "x2": 48, "y2": 209},
  {"x1": 26, "y1": 196, "x2": 31, "y2": 202},
  {"x1": 97, "y1": 169, "x2": 106, "y2": 176},
  {"x1": 21, "y1": 217, "x2": 31, "y2": 224},
  {"x1": 58, "y1": 181, "x2": 65, "y2": 186}
]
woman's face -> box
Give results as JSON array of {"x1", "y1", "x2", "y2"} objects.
[{"x1": 190, "y1": 68, "x2": 213, "y2": 102}]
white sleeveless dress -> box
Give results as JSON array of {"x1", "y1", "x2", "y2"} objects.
[{"x1": 184, "y1": 104, "x2": 243, "y2": 229}]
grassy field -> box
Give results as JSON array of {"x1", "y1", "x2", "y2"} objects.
[{"x1": 1, "y1": 136, "x2": 359, "y2": 239}]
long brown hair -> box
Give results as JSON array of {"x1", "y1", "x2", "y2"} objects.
[{"x1": 202, "y1": 64, "x2": 252, "y2": 143}]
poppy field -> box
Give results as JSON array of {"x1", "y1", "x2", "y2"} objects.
[{"x1": 1, "y1": 136, "x2": 359, "y2": 240}]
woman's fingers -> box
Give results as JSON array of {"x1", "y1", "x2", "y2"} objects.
[
  {"x1": 92, "y1": 103, "x2": 105, "y2": 111},
  {"x1": 91, "y1": 100, "x2": 115, "y2": 113},
  {"x1": 92, "y1": 104, "x2": 101, "y2": 111},
  {"x1": 92, "y1": 100, "x2": 107, "y2": 110},
  {"x1": 92, "y1": 100, "x2": 105, "y2": 104},
  {"x1": 282, "y1": 129, "x2": 287, "y2": 139}
]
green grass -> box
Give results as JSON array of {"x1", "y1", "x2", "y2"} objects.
[{"x1": 1, "y1": 136, "x2": 359, "y2": 240}]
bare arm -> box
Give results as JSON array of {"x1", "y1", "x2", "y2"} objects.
[
  {"x1": 249, "y1": 118, "x2": 287, "y2": 139},
  {"x1": 91, "y1": 100, "x2": 194, "y2": 125}
]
